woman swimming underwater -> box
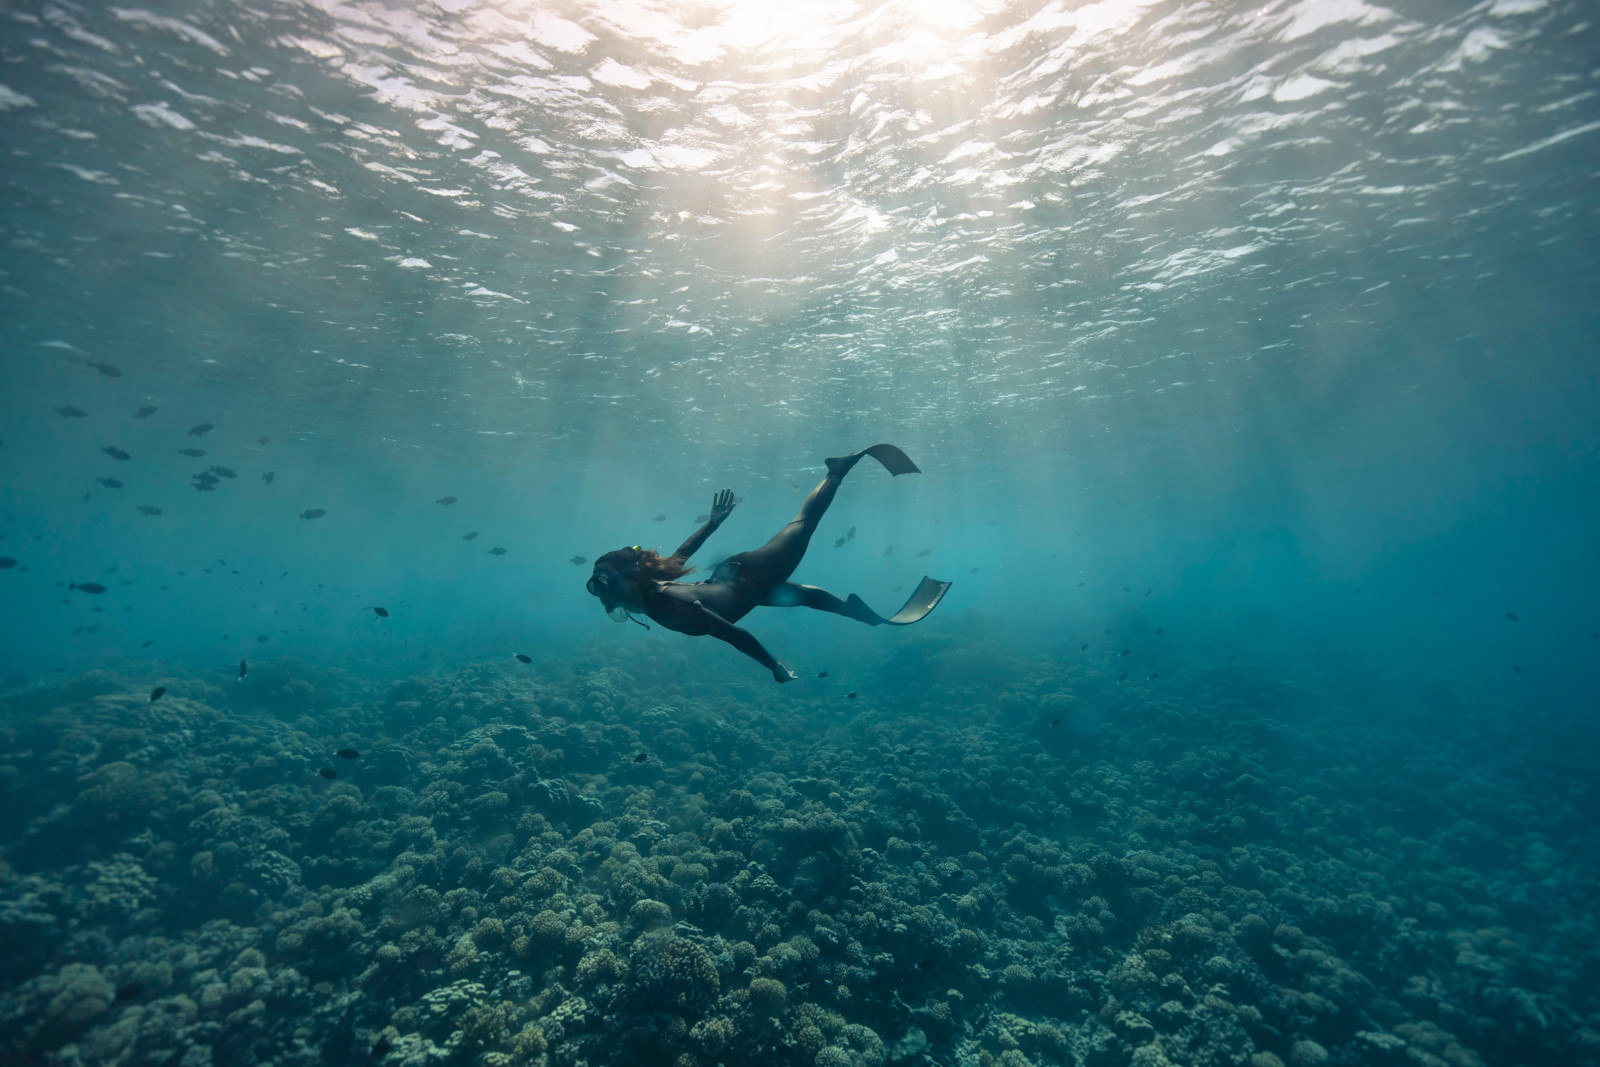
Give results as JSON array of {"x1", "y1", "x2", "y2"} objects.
[{"x1": 585, "y1": 444, "x2": 952, "y2": 683}]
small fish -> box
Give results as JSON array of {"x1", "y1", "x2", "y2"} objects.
[
  {"x1": 0, "y1": 557, "x2": 15, "y2": 569},
  {"x1": 97, "y1": 477, "x2": 124, "y2": 488},
  {"x1": 336, "y1": 748, "x2": 360, "y2": 759},
  {"x1": 114, "y1": 981, "x2": 145, "y2": 1002},
  {"x1": 257, "y1": 436, "x2": 271, "y2": 445},
  {"x1": 916, "y1": 549, "x2": 932, "y2": 557},
  {"x1": 300, "y1": 509, "x2": 325, "y2": 519},
  {"x1": 969, "y1": 567, "x2": 978, "y2": 574},
  {"x1": 1155, "y1": 628, "x2": 1164, "y2": 635},
  {"x1": 488, "y1": 546, "x2": 507, "y2": 556},
  {"x1": 142, "y1": 640, "x2": 153, "y2": 647},
  {"x1": 1148, "y1": 673, "x2": 1159, "y2": 680},
  {"x1": 893, "y1": 584, "x2": 903, "y2": 592},
  {"x1": 1144, "y1": 588, "x2": 1152, "y2": 597},
  {"x1": 847, "y1": 526, "x2": 856, "y2": 540},
  {"x1": 1512, "y1": 664, "x2": 1520, "y2": 673},
  {"x1": 149, "y1": 686, "x2": 166, "y2": 702},
  {"x1": 1353, "y1": 588, "x2": 1362, "y2": 594},
  {"x1": 1049, "y1": 717, "x2": 1061, "y2": 726},
  {"x1": 193, "y1": 471, "x2": 219, "y2": 485},
  {"x1": 70, "y1": 582, "x2": 108, "y2": 594},
  {"x1": 845, "y1": 691, "x2": 858, "y2": 699},
  {"x1": 210, "y1": 466, "x2": 236, "y2": 479},
  {"x1": 1123, "y1": 587, "x2": 1130, "y2": 593},
  {"x1": 463, "y1": 532, "x2": 480, "y2": 541},
  {"x1": 653, "y1": 514, "x2": 666, "y2": 522},
  {"x1": 238, "y1": 659, "x2": 248, "y2": 679},
  {"x1": 373, "y1": 607, "x2": 389, "y2": 617},
  {"x1": 319, "y1": 768, "x2": 337, "y2": 779},
  {"x1": 885, "y1": 545, "x2": 893, "y2": 555},
  {"x1": 88, "y1": 361, "x2": 121, "y2": 377},
  {"x1": 1077, "y1": 581, "x2": 1085, "y2": 587},
  {"x1": 57, "y1": 405, "x2": 88, "y2": 418},
  {"x1": 1506, "y1": 612, "x2": 1519, "y2": 622},
  {"x1": 515, "y1": 653, "x2": 532, "y2": 663},
  {"x1": 256, "y1": 635, "x2": 268, "y2": 643},
  {"x1": 261, "y1": 471, "x2": 274, "y2": 484},
  {"x1": 951, "y1": 869, "x2": 964, "y2": 878},
  {"x1": 1118, "y1": 672, "x2": 1128, "y2": 682},
  {"x1": 137, "y1": 505, "x2": 162, "y2": 516},
  {"x1": 192, "y1": 482, "x2": 216, "y2": 492},
  {"x1": 188, "y1": 423, "x2": 213, "y2": 436},
  {"x1": 135, "y1": 406, "x2": 158, "y2": 419},
  {"x1": 1080, "y1": 643, "x2": 1088, "y2": 651},
  {"x1": 834, "y1": 537, "x2": 845, "y2": 548},
  {"x1": 1120, "y1": 649, "x2": 1130, "y2": 656},
  {"x1": 817, "y1": 671, "x2": 828, "y2": 678},
  {"x1": 103, "y1": 446, "x2": 130, "y2": 461},
  {"x1": 179, "y1": 448, "x2": 206, "y2": 458},
  {"x1": 633, "y1": 753, "x2": 649, "y2": 763},
  {"x1": 436, "y1": 496, "x2": 457, "y2": 505}
]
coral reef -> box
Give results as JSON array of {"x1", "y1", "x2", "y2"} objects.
[{"x1": 1, "y1": 643, "x2": 1597, "y2": 1066}]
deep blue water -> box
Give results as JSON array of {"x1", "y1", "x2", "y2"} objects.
[{"x1": 2, "y1": 1, "x2": 1598, "y2": 1065}]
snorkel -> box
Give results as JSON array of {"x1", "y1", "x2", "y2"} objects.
[{"x1": 587, "y1": 547, "x2": 647, "y2": 625}]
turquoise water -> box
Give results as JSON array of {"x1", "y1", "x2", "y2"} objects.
[{"x1": 2, "y1": 1, "x2": 1598, "y2": 1064}]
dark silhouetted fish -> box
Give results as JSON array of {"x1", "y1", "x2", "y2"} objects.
[
  {"x1": 817, "y1": 671, "x2": 828, "y2": 678},
  {"x1": 846, "y1": 691, "x2": 858, "y2": 699},
  {"x1": 463, "y1": 532, "x2": 479, "y2": 541},
  {"x1": 88, "y1": 361, "x2": 120, "y2": 377},
  {"x1": 336, "y1": 748, "x2": 359, "y2": 759},
  {"x1": 179, "y1": 447, "x2": 206, "y2": 457},
  {"x1": 210, "y1": 466, "x2": 236, "y2": 479},
  {"x1": 1512, "y1": 664, "x2": 1520, "y2": 673},
  {"x1": 142, "y1": 640, "x2": 153, "y2": 647},
  {"x1": 258, "y1": 436, "x2": 271, "y2": 445},
  {"x1": 319, "y1": 768, "x2": 337, "y2": 779},
  {"x1": 300, "y1": 509, "x2": 325, "y2": 519},
  {"x1": 70, "y1": 582, "x2": 107, "y2": 594},
  {"x1": 653, "y1": 514, "x2": 666, "y2": 522},
  {"x1": 834, "y1": 537, "x2": 845, "y2": 548},
  {"x1": 1050, "y1": 717, "x2": 1061, "y2": 726},
  {"x1": 193, "y1": 471, "x2": 219, "y2": 485},
  {"x1": 893, "y1": 584, "x2": 903, "y2": 592},
  {"x1": 1506, "y1": 612, "x2": 1519, "y2": 622},
  {"x1": 969, "y1": 567, "x2": 978, "y2": 574},
  {"x1": 951, "y1": 868, "x2": 964, "y2": 878},
  {"x1": 238, "y1": 658, "x2": 247, "y2": 679},
  {"x1": 885, "y1": 545, "x2": 893, "y2": 555},
  {"x1": 256, "y1": 635, "x2": 268, "y2": 643},
  {"x1": 436, "y1": 496, "x2": 456, "y2": 505},
  {"x1": 373, "y1": 607, "x2": 389, "y2": 617},
  {"x1": 261, "y1": 471, "x2": 274, "y2": 484},
  {"x1": 138, "y1": 505, "x2": 162, "y2": 516},
  {"x1": 847, "y1": 526, "x2": 856, "y2": 540},
  {"x1": 192, "y1": 482, "x2": 215, "y2": 493},
  {"x1": 1120, "y1": 648, "x2": 1129, "y2": 656},
  {"x1": 1149, "y1": 673, "x2": 1159, "y2": 680},
  {"x1": 1080, "y1": 643, "x2": 1088, "y2": 650},
  {"x1": 57, "y1": 405, "x2": 87, "y2": 418},
  {"x1": 136, "y1": 406, "x2": 157, "y2": 419},
  {"x1": 97, "y1": 477, "x2": 123, "y2": 489},
  {"x1": 1077, "y1": 581, "x2": 1085, "y2": 587},
  {"x1": 149, "y1": 686, "x2": 165, "y2": 702},
  {"x1": 488, "y1": 546, "x2": 506, "y2": 555},
  {"x1": 188, "y1": 423, "x2": 213, "y2": 436},
  {"x1": 103, "y1": 446, "x2": 130, "y2": 461},
  {"x1": 916, "y1": 548, "x2": 931, "y2": 557},
  {"x1": 1155, "y1": 627, "x2": 1164, "y2": 635},
  {"x1": 1144, "y1": 588, "x2": 1152, "y2": 597},
  {"x1": 634, "y1": 752, "x2": 648, "y2": 763},
  {"x1": 515, "y1": 653, "x2": 532, "y2": 663},
  {"x1": 1118, "y1": 672, "x2": 1128, "y2": 681},
  {"x1": 0, "y1": 557, "x2": 16, "y2": 569}
]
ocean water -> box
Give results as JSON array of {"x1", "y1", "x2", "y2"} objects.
[{"x1": 2, "y1": 0, "x2": 1598, "y2": 1064}]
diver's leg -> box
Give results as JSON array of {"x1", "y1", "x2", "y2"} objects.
[{"x1": 764, "y1": 582, "x2": 871, "y2": 621}]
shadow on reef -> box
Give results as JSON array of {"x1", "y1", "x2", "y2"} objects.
[{"x1": 1, "y1": 645, "x2": 1598, "y2": 1067}]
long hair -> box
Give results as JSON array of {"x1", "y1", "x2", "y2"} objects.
[{"x1": 594, "y1": 546, "x2": 695, "y2": 584}]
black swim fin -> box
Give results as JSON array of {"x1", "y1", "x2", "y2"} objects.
[
  {"x1": 845, "y1": 576, "x2": 951, "y2": 626},
  {"x1": 827, "y1": 443, "x2": 922, "y2": 478}
]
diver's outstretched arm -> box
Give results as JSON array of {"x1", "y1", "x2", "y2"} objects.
[
  {"x1": 674, "y1": 488, "x2": 737, "y2": 560},
  {"x1": 691, "y1": 599, "x2": 795, "y2": 683}
]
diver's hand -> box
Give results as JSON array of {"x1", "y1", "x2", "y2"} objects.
[
  {"x1": 773, "y1": 666, "x2": 796, "y2": 684},
  {"x1": 709, "y1": 488, "x2": 736, "y2": 524}
]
